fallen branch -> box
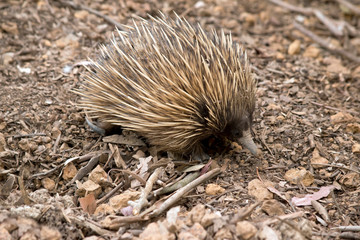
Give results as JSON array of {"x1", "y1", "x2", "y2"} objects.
[
  {"x1": 96, "y1": 182, "x2": 124, "y2": 205},
  {"x1": 336, "y1": 0, "x2": 360, "y2": 16},
  {"x1": 270, "y1": 0, "x2": 359, "y2": 37},
  {"x1": 310, "y1": 101, "x2": 359, "y2": 116},
  {"x1": 293, "y1": 21, "x2": 360, "y2": 63},
  {"x1": 68, "y1": 215, "x2": 115, "y2": 236},
  {"x1": 313, "y1": 10, "x2": 344, "y2": 36},
  {"x1": 129, "y1": 167, "x2": 163, "y2": 215},
  {"x1": 332, "y1": 226, "x2": 360, "y2": 232},
  {"x1": 262, "y1": 211, "x2": 305, "y2": 225},
  {"x1": 12, "y1": 133, "x2": 46, "y2": 138},
  {"x1": 310, "y1": 163, "x2": 360, "y2": 175},
  {"x1": 59, "y1": 0, "x2": 125, "y2": 30},
  {"x1": 66, "y1": 153, "x2": 103, "y2": 186},
  {"x1": 29, "y1": 153, "x2": 97, "y2": 180},
  {"x1": 154, "y1": 171, "x2": 200, "y2": 196},
  {"x1": 230, "y1": 202, "x2": 261, "y2": 223},
  {"x1": 268, "y1": 0, "x2": 313, "y2": 15},
  {"x1": 150, "y1": 168, "x2": 221, "y2": 217}
]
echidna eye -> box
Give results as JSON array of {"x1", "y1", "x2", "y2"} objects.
[{"x1": 233, "y1": 129, "x2": 242, "y2": 138}]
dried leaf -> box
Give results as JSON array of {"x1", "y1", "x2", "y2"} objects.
[
  {"x1": 291, "y1": 185, "x2": 335, "y2": 206},
  {"x1": 79, "y1": 194, "x2": 97, "y2": 214}
]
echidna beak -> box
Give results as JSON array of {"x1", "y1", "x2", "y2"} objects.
[{"x1": 238, "y1": 129, "x2": 258, "y2": 155}]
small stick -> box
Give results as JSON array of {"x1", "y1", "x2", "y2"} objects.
[
  {"x1": 311, "y1": 163, "x2": 360, "y2": 175},
  {"x1": 310, "y1": 101, "x2": 359, "y2": 116},
  {"x1": 336, "y1": 0, "x2": 360, "y2": 16},
  {"x1": 96, "y1": 182, "x2": 124, "y2": 205},
  {"x1": 13, "y1": 133, "x2": 47, "y2": 139},
  {"x1": 59, "y1": 1, "x2": 125, "y2": 30},
  {"x1": 129, "y1": 167, "x2": 163, "y2": 215},
  {"x1": 332, "y1": 226, "x2": 360, "y2": 232},
  {"x1": 115, "y1": 169, "x2": 147, "y2": 186},
  {"x1": 52, "y1": 132, "x2": 61, "y2": 155},
  {"x1": 331, "y1": 190, "x2": 344, "y2": 219},
  {"x1": 311, "y1": 200, "x2": 330, "y2": 222},
  {"x1": 150, "y1": 168, "x2": 221, "y2": 217},
  {"x1": 268, "y1": 0, "x2": 313, "y2": 15},
  {"x1": 230, "y1": 202, "x2": 261, "y2": 223},
  {"x1": 313, "y1": 10, "x2": 343, "y2": 37},
  {"x1": 103, "y1": 214, "x2": 150, "y2": 229},
  {"x1": 293, "y1": 21, "x2": 360, "y2": 63},
  {"x1": 67, "y1": 154, "x2": 101, "y2": 185},
  {"x1": 29, "y1": 165, "x2": 62, "y2": 179},
  {"x1": 154, "y1": 172, "x2": 200, "y2": 196},
  {"x1": 260, "y1": 129, "x2": 274, "y2": 157},
  {"x1": 109, "y1": 143, "x2": 127, "y2": 169},
  {"x1": 67, "y1": 215, "x2": 115, "y2": 236},
  {"x1": 18, "y1": 176, "x2": 31, "y2": 205},
  {"x1": 262, "y1": 211, "x2": 304, "y2": 225}
]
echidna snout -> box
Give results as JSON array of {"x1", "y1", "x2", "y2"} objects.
[{"x1": 224, "y1": 115, "x2": 258, "y2": 155}]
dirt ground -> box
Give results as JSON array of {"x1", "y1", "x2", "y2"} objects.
[{"x1": 1, "y1": 0, "x2": 360, "y2": 239}]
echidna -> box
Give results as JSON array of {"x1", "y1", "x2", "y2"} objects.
[{"x1": 78, "y1": 13, "x2": 258, "y2": 160}]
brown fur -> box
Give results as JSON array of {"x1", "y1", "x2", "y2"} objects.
[{"x1": 77, "y1": 13, "x2": 256, "y2": 158}]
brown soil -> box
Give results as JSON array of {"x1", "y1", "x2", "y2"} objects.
[{"x1": 0, "y1": 0, "x2": 359, "y2": 239}]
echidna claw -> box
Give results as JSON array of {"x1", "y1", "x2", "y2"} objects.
[{"x1": 238, "y1": 129, "x2": 258, "y2": 155}]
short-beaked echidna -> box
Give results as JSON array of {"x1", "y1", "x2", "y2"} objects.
[{"x1": 78, "y1": 13, "x2": 258, "y2": 160}]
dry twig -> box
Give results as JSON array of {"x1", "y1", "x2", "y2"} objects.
[
  {"x1": 154, "y1": 171, "x2": 200, "y2": 196},
  {"x1": 293, "y1": 21, "x2": 360, "y2": 63},
  {"x1": 336, "y1": 0, "x2": 360, "y2": 15},
  {"x1": 230, "y1": 202, "x2": 261, "y2": 223},
  {"x1": 332, "y1": 226, "x2": 360, "y2": 232},
  {"x1": 59, "y1": 1, "x2": 125, "y2": 30},
  {"x1": 310, "y1": 163, "x2": 360, "y2": 175},
  {"x1": 150, "y1": 168, "x2": 221, "y2": 217},
  {"x1": 12, "y1": 133, "x2": 46, "y2": 138},
  {"x1": 68, "y1": 215, "x2": 115, "y2": 236},
  {"x1": 52, "y1": 132, "x2": 61, "y2": 155},
  {"x1": 18, "y1": 175, "x2": 30, "y2": 205},
  {"x1": 268, "y1": 0, "x2": 313, "y2": 15},
  {"x1": 311, "y1": 200, "x2": 330, "y2": 222},
  {"x1": 129, "y1": 167, "x2": 163, "y2": 215},
  {"x1": 310, "y1": 101, "x2": 359, "y2": 116},
  {"x1": 66, "y1": 153, "x2": 102, "y2": 185},
  {"x1": 262, "y1": 211, "x2": 305, "y2": 225},
  {"x1": 108, "y1": 143, "x2": 127, "y2": 169}
]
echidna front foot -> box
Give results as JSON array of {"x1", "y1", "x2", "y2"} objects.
[
  {"x1": 85, "y1": 117, "x2": 122, "y2": 136},
  {"x1": 238, "y1": 129, "x2": 258, "y2": 155},
  {"x1": 191, "y1": 152, "x2": 210, "y2": 162},
  {"x1": 190, "y1": 143, "x2": 210, "y2": 162}
]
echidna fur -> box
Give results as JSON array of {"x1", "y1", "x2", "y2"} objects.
[{"x1": 77, "y1": 13, "x2": 258, "y2": 159}]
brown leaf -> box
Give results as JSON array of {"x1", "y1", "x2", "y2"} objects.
[
  {"x1": 79, "y1": 194, "x2": 97, "y2": 214},
  {"x1": 291, "y1": 185, "x2": 335, "y2": 206}
]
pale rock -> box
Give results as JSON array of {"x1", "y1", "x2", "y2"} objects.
[
  {"x1": 288, "y1": 40, "x2": 301, "y2": 55},
  {"x1": 262, "y1": 200, "x2": 285, "y2": 216},
  {"x1": 41, "y1": 178, "x2": 55, "y2": 191},
  {"x1": 284, "y1": 167, "x2": 314, "y2": 186},
  {"x1": 188, "y1": 223, "x2": 207, "y2": 240},
  {"x1": 205, "y1": 184, "x2": 225, "y2": 195},
  {"x1": 76, "y1": 180, "x2": 101, "y2": 198},
  {"x1": 214, "y1": 228, "x2": 232, "y2": 240},
  {"x1": 352, "y1": 143, "x2": 360, "y2": 153},
  {"x1": 109, "y1": 190, "x2": 140, "y2": 210},
  {"x1": 303, "y1": 45, "x2": 320, "y2": 58},
  {"x1": 310, "y1": 148, "x2": 329, "y2": 169},
  {"x1": 188, "y1": 204, "x2": 206, "y2": 224},
  {"x1": 40, "y1": 226, "x2": 62, "y2": 240},
  {"x1": 248, "y1": 179, "x2": 273, "y2": 201},
  {"x1": 236, "y1": 221, "x2": 257, "y2": 239}
]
